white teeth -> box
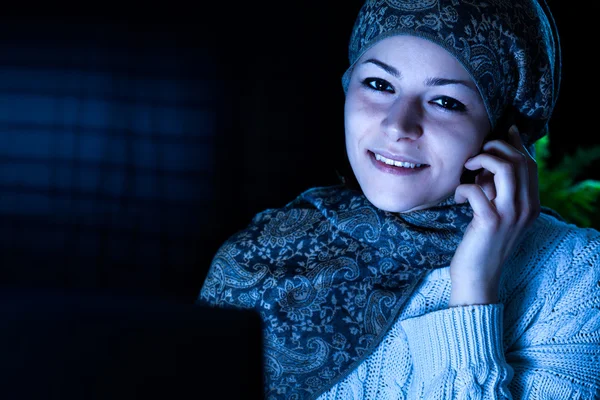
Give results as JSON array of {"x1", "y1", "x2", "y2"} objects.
[{"x1": 374, "y1": 153, "x2": 422, "y2": 168}]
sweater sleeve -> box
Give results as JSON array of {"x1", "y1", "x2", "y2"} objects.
[
  {"x1": 499, "y1": 228, "x2": 600, "y2": 399},
  {"x1": 400, "y1": 303, "x2": 514, "y2": 399},
  {"x1": 400, "y1": 223, "x2": 600, "y2": 399}
]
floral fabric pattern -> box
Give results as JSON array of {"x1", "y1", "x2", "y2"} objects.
[{"x1": 200, "y1": 185, "x2": 476, "y2": 399}]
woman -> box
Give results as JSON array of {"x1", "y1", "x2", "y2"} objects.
[{"x1": 199, "y1": 0, "x2": 600, "y2": 399}]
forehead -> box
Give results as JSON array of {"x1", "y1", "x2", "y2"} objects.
[{"x1": 357, "y1": 35, "x2": 471, "y2": 78}]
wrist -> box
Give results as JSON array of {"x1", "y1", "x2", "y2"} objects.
[{"x1": 449, "y1": 282, "x2": 499, "y2": 307}]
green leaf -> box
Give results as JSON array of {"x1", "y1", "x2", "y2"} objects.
[
  {"x1": 534, "y1": 136, "x2": 550, "y2": 170},
  {"x1": 536, "y1": 135, "x2": 600, "y2": 229},
  {"x1": 558, "y1": 146, "x2": 600, "y2": 181}
]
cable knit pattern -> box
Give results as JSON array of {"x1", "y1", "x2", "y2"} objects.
[{"x1": 317, "y1": 214, "x2": 600, "y2": 399}]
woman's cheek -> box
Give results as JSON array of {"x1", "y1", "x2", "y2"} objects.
[{"x1": 346, "y1": 98, "x2": 381, "y2": 134}]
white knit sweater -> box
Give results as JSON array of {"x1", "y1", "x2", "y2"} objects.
[{"x1": 317, "y1": 214, "x2": 600, "y2": 399}]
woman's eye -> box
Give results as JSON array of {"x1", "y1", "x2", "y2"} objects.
[
  {"x1": 432, "y1": 96, "x2": 467, "y2": 112},
  {"x1": 363, "y1": 78, "x2": 394, "y2": 93}
]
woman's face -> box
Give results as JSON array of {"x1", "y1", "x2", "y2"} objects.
[{"x1": 344, "y1": 35, "x2": 491, "y2": 213}]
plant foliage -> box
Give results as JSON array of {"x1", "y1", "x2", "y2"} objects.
[{"x1": 536, "y1": 136, "x2": 600, "y2": 228}]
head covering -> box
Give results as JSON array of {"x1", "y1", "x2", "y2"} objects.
[{"x1": 341, "y1": 0, "x2": 561, "y2": 148}]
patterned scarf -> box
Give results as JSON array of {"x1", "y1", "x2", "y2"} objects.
[{"x1": 200, "y1": 185, "x2": 475, "y2": 399}]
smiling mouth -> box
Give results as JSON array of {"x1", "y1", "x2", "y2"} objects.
[{"x1": 370, "y1": 151, "x2": 429, "y2": 169}]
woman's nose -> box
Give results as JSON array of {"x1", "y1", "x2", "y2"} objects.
[{"x1": 381, "y1": 96, "x2": 423, "y2": 141}]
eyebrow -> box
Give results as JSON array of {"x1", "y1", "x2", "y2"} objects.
[
  {"x1": 361, "y1": 58, "x2": 478, "y2": 93},
  {"x1": 363, "y1": 58, "x2": 401, "y2": 78},
  {"x1": 425, "y1": 77, "x2": 478, "y2": 93}
]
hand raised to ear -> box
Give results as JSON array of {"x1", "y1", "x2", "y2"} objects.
[{"x1": 449, "y1": 125, "x2": 540, "y2": 307}]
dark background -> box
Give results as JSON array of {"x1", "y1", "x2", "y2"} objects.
[{"x1": 0, "y1": 1, "x2": 597, "y2": 304}]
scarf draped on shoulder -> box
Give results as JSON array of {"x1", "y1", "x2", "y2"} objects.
[{"x1": 199, "y1": 185, "x2": 474, "y2": 399}]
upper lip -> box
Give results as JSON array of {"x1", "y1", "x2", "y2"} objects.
[{"x1": 370, "y1": 150, "x2": 427, "y2": 165}]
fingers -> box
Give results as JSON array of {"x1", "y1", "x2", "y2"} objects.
[
  {"x1": 463, "y1": 152, "x2": 517, "y2": 217},
  {"x1": 483, "y1": 125, "x2": 540, "y2": 225},
  {"x1": 461, "y1": 124, "x2": 540, "y2": 228},
  {"x1": 455, "y1": 184, "x2": 501, "y2": 228},
  {"x1": 475, "y1": 169, "x2": 496, "y2": 201}
]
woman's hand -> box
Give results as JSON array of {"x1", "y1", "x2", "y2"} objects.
[{"x1": 448, "y1": 125, "x2": 540, "y2": 307}]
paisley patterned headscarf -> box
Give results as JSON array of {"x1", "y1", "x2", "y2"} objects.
[{"x1": 342, "y1": 0, "x2": 561, "y2": 148}]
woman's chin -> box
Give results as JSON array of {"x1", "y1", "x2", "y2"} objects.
[
  {"x1": 361, "y1": 185, "x2": 455, "y2": 213},
  {"x1": 362, "y1": 190, "x2": 425, "y2": 213}
]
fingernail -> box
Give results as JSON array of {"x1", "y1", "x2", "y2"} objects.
[{"x1": 509, "y1": 125, "x2": 519, "y2": 135}]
